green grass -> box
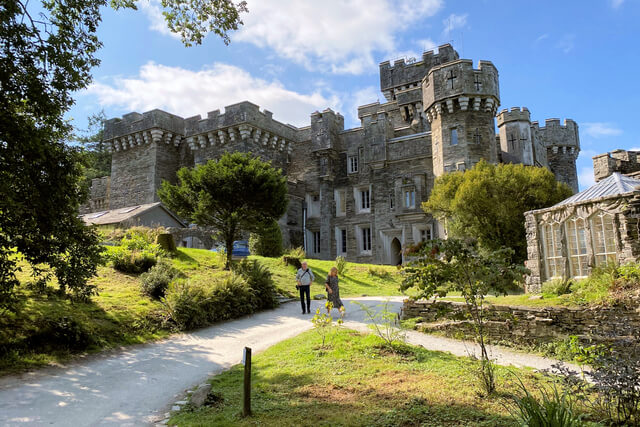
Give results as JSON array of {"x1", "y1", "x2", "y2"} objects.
[
  {"x1": 169, "y1": 328, "x2": 600, "y2": 426},
  {"x1": 251, "y1": 255, "x2": 409, "y2": 298},
  {"x1": 0, "y1": 249, "x2": 406, "y2": 375}
]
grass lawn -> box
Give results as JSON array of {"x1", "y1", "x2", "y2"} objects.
[
  {"x1": 170, "y1": 328, "x2": 599, "y2": 426},
  {"x1": 0, "y1": 249, "x2": 406, "y2": 375}
]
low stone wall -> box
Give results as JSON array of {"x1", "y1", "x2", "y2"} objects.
[{"x1": 402, "y1": 299, "x2": 640, "y2": 345}]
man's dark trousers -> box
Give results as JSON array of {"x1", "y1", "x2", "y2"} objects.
[{"x1": 299, "y1": 285, "x2": 310, "y2": 313}]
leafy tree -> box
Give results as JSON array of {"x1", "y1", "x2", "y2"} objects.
[
  {"x1": 402, "y1": 238, "x2": 528, "y2": 394},
  {"x1": 249, "y1": 219, "x2": 283, "y2": 257},
  {"x1": 158, "y1": 152, "x2": 288, "y2": 269},
  {"x1": 74, "y1": 111, "x2": 112, "y2": 193},
  {"x1": 0, "y1": 0, "x2": 246, "y2": 310},
  {"x1": 423, "y1": 160, "x2": 572, "y2": 263}
]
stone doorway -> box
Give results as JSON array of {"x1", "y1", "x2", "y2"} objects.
[{"x1": 391, "y1": 238, "x2": 402, "y2": 266}]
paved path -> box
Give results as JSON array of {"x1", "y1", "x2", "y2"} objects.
[{"x1": 0, "y1": 297, "x2": 577, "y2": 426}]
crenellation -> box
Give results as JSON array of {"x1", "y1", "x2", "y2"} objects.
[{"x1": 593, "y1": 150, "x2": 640, "y2": 182}]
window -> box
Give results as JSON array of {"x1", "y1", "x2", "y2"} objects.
[
  {"x1": 389, "y1": 192, "x2": 395, "y2": 210},
  {"x1": 361, "y1": 227, "x2": 372, "y2": 252},
  {"x1": 306, "y1": 193, "x2": 321, "y2": 217},
  {"x1": 348, "y1": 155, "x2": 358, "y2": 173},
  {"x1": 340, "y1": 228, "x2": 347, "y2": 254},
  {"x1": 361, "y1": 189, "x2": 370, "y2": 210},
  {"x1": 335, "y1": 189, "x2": 346, "y2": 217},
  {"x1": 542, "y1": 223, "x2": 563, "y2": 278},
  {"x1": 591, "y1": 212, "x2": 617, "y2": 266},
  {"x1": 473, "y1": 128, "x2": 482, "y2": 144},
  {"x1": 313, "y1": 231, "x2": 321, "y2": 254},
  {"x1": 451, "y1": 128, "x2": 458, "y2": 146},
  {"x1": 420, "y1": 227, "x2": 432, "y2": 242},
  {"x1": 404, "y1": 188, "x2": 416, "y2": 208},
  {"x1": 566, "y1": 217, "x2": 588, "y2": 277}
]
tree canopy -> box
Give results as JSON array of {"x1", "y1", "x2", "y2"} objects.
[
  {"x1": 158, "y1": 152, "x2": 288, "y2": 269},
  {"x1": 423, "y1": 160, "x2": 573, "y2": 264},
  {"x1": 0, "y1": 0, "x2": 247, "y2": 309}
]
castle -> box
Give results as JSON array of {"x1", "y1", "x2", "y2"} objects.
[{"x1": 89, "y1": 44, "x2": 580, "y2": 265}]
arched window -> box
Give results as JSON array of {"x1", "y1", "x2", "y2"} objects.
[
  {"x1": 542, "y1": 222, "x2": 563, "y2": 278},
  {"x1": 590, "y1": 212, "x2": 617, "y2": 266},
  {"x1": 565, "y1": 217, "x2": 588, "y2": 277}
]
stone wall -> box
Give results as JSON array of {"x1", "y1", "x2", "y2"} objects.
[
  {"x1": 593, "y1": 149, "x2": 640, "y2": 182},
  {"x1": 402, "y1": 299, "x2": 640, "y2": 345}
]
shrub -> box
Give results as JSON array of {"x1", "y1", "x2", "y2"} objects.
[
  {"x1": 156, "y1": 233, "x2": 177, "y2": 252},
  {"x1": 506, "y1": 377, "x2": 584, "y2": 427},
  {"x1": 335, "y1": 256, "x2": 348, "y2": 276},
  {"x1": 542, "y1": 278, "x2": 573, "y2": 296},
  {"x1": 368, "y1": 266, "x2": 390, "y2": 279},
  {"x1": 282, "y1": 247, "x2": 305, "y2": 269},
  {"x1": 140, "y1": 259, "x2": 182, "y2": 299},
  {"x1": 27, "y1": 316, "x2": 94, "y2": 351},
  {"x1": 162, "y1": 280, "x2": 209, "y2": 330},
  {"x1": 109, "y1": 246, "x2": 158, "y2": 274},
  {"x1": 205, "y1": 275, "x2": 255, "y2": 322},
  {"x1": 249, "y1": 220, "x2": 283, "y2": 257},
  {"x1": 234, "y1": 259, "x2": 278, "y2": 309}
]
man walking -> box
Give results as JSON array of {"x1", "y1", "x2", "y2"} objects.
[{"x1": 295, "y1": 261, "x2": 314, "y2": 314}]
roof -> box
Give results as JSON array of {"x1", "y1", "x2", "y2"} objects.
[
  {"x1": 80, "y1": 202, "x2": 186, "y2": 227},
  {"x1": 553, "y1": 172, "x2": 640, "y2": 208}
]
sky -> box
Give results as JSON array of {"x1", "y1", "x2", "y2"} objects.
[{"x1": 68, "y1": 0, "x2": 640, "y2": 191}]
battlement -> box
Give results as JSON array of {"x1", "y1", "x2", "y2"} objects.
[
  {"x1": 593, "y1": 149, "x2": 640, "y2": 182},
  {"x1": 379, "y1": 44, "x2": 459, "y2": 101},
  {"x1": 497, "y1": 107, "x2": 531, "y2": 126},
  {"x1": 531, "y1": 118, "x2": 579, "y2": 149},
  {"x1": 311, "y1": 108, "x2": 345, "y2": 152}
]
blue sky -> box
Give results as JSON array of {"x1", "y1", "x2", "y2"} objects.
[{"x1": 69, "y1": 0, "x2": 640, "y2": 190}]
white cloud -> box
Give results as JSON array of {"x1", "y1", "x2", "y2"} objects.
[
  {"x1": 534, "y1": 33, "x2": 549, "y2": 44},
  {"x1": 611, "y1": 0, "x2": 624, "y2": 8},
  {"x1": 346, "y1": 86, "x2": 381, "y2": 126},
  {"x1": 85, "y1": 62, "x2": 341, "y2": 127},
  {"x1": 582, "y1": 122, "x2": 623, "y2": 138},
  {"x1": 555, "y1": 34, "x2": 575, "y2": 54},
  {"x1": 442, "y1": 13, "x2": 468, "y2": 31},
  {"x1": 416, "y1": 38, "x2": 438, "y2": 52},
  {"x1": 137, "y1": 0, "x2": 179, "y2": 39},
  {"x1": 232, "y1": 0, "x2": 443, "y2": 74},
  {"x1": 578, "y1": 166, "x2": 595, "y2": 190}
]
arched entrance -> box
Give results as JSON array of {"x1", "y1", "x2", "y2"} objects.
[{"x1": 391, "y1": 238, "x2": 402, "y2": 266}]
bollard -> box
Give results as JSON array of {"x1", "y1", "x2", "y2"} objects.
[{"x1": 242, "y1": 347, "x2": 251, "y2": 417}]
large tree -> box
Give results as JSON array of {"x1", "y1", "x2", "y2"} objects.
[
  {"x1": 158, "y1": 152, "x2": 288, "y2": 269},
  {"x1": 423, "y1": 160, "x2": 573, "y2": 263},
  {"x1": 0, "y1": 0, "x2": 247, "y2": 309}
]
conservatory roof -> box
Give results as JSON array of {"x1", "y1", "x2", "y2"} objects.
[{"x1": 553, "y1": 172, "x2": 640, "y2": 207}]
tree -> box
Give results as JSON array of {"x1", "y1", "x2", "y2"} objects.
[
  {"x1": 423, "y1": 160, "x2": 573, "y2": 263},
  {"x1": 249, "y1": 219, "x2": 283, "y2": 257},
  {"x1": 158, "y1": 152, "x2": 288, "y2": 269},
  {"x1": 402, "y1": 238, "x2": 528, "y2": 394},
  {"x1": 74, "y1": 111, "x2": 112, "y2": 193},
  {"x1": 0, "y1": 0, "x2": 246, "y2": 309}
]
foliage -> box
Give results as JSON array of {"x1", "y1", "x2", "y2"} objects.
[
  {"x1": 423, "y1": 160, "x2": 573, "y2": 263},
  {"x1": 368, "y1": 266, "x2": 390, "y2": 279},
  {"x1": 233, "y1": 259, "x2": 278, "y2": 309},
  {"x1": 109, "y1": 247, "x2": 158, "y2": 274},
  {"x1": 140, "y1": 259, "x2": 182, "y2": 299},
  {"x1": 162, "y1": 280, "x2": 209, "y2": 330},
  {"x1": 282, "y1": 247, "x2": 305, "y2": 269},
  {"x1": 506, "y1": 376, "x2": 584, "y2": 427},
  {"x1": 542, "y1": 278, "x2": 574, "y2": 296},
  {"x1": 156, "y1": 233, "x2": 177, "y2": 252},
  {"x1": 402, "y1": 238, "x2": 528, "y2": 394},
  {"x1": 248, "y1": 219, "x2": 283, "y2": 257},
  {"x1": 74, "y1": 111, "x2": 111, "y2": 193},
  {"x1": 352, "y1": 300, "x2": 406, "y2": 350},
  {"x1": 159, "y1": 152, "x2": 288, "y2": 269},
  {"x1": 335, "y1": 256, "x2": 348, "y2": 276},
  {"x1": 311, "y1": 301, "x2": 344, "y2": 349}
]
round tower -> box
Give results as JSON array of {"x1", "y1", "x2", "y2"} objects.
[
  {"x1": 422, "y1": 59, "x2": 500, "y2": 176},
  {"x1": 496, "y1": 107, "x2": 534, "y2": 165},
  {"x1": 535, "y1": 118, "x2": 580, "y2": 193}
]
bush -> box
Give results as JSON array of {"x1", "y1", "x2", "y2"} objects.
[
  {"x1": 542, "y1": 278, "x2": 574, "y2": 296},
  {"x1": 140, "y1": 259, "x2": 182, "y2": 299},
  {"x1": 109, "y1": 246, "x2": 158, "y2": 274},
  {"x1": 282, "y1": 247, "x2": 305, "y2": 269},
  {"x1": 205, "y1": 275, "x2": 255, "y2": 322},
  {"x1": 27, "y1": 316, "x2": 94, "y2": 351},
  {"x1": 162, "y1": 280, "x2": 209, "y2": 330},
  {"x1": 156, "y1": 233, "x2": 177, "y2": 252},
  {"x1": 249, "y1": 220, "x2": 283, "y2": 257},
  {"x1": 234, "y1": 259, "x2": 278, "y2": 309},
  {"x1": 335, "y1": 256, "x2": 348, "y2": 276},
  {"x1": 368, "y1": 266, "x2": 390, "y2": 279}
]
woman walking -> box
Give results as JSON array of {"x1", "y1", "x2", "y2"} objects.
[{"x1": 325, "y1": 267, "x2": 344, "y2": 313}]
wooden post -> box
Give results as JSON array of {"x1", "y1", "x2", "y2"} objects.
[{"x1": 242, "y1": 347, "x2": 252, "y2": 417}]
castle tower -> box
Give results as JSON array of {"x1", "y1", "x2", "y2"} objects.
[
  {"x1": 497, "y1": 107, "x2": 534, "y2": 165},
  {"x1": 531, "y1": 118, "x2": 580, "y2": 193},
  {"x1": 423, "y1": 59, "x2": 500, "y2": 176}
]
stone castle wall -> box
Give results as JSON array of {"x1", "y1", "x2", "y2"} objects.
[{"x1": 593, "y1": 149, "x2": 640, "y2": 182}]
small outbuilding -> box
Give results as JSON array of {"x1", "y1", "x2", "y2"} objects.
[
  {"x1": 80, "y1": 202, "x2": 186, "y2": 229},
  {"x1": 524, "y1": 172, "x2": 640, "y2": 292}
]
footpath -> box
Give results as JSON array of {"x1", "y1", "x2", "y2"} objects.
[{"x1": 0, "y1": 297, "x2": 577, "y2": 426}]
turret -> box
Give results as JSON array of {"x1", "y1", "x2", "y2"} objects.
[
  {"x1": 310, "y1": 108, "x2": 344, "y2": 152},
  {"x1": 497, "y1": 107, "x2": 534, "y2": 165},
  {"x1": 423, "y1": 59, "x2": 500, "y2": 176},
  {"x1": 532, "y1": 118, "x2": 580, "y2": 193}
]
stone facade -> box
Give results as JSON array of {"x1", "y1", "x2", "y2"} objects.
[
  {"x1": 593, "y1": 149, "x2": 640, "y2": 182},
  {"x1": 88, "y1": 44, "x2": 580, "y2": 264}
]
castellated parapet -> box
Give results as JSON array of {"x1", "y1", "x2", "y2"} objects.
[
  {"x1": 497, "y1": 107, "x2": 534, "y2": 165},
  {"x1": 593, "y1": 149, "x2": 640, "y2": 182},
  {"x1": 531, "y1": 118, "x2": 580, "y2": 193},
  {"x1": 423, "y1": 59, "x2": 500, "y2": 176}
]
